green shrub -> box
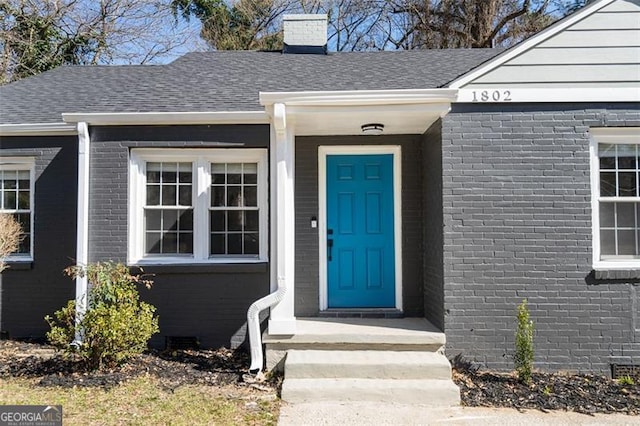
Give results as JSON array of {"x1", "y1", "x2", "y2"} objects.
[
  {"x1": 46, "y1": 262, "x2": 159, "y2": 370},
  {"x1": 617, "y1": 375, "x2": 635, "y2": 386},
  {"x1": 514, "y1": 299, "x2": 534, "y2": 384}
]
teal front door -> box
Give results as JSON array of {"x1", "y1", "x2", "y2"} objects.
[{"x1": 326, "y1": 154, "x2": 396, "y2": 308}]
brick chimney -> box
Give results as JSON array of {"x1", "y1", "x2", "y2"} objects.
[{"x1": 283, "y1": 14, "x2": 328, "y2": 54}]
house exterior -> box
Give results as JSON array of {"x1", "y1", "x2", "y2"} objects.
[{"x1": 1, "y1": 0, "x2": 639, "y2": 376}]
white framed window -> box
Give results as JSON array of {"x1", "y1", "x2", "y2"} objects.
[
  {"x1": 0, "y1": 158, "x2": 35, "y2": 261},
  {"x1": 590, "y1": 128, "x2": 640, "y2": 270},
  {"x1": 129, "y1": 149, "x2": 268, "y2": 264}
]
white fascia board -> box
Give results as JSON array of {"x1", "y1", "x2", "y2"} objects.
[
  {"x1": 0, "y1": 122, "x2": 78, "y2": 136},
  {"x1": 456, "y1": 87, "x2": 640, "y2": 103},
  {"x1": 259, "y1": 89, "x2": 458, "y2": 107},
  {"x1": 449, "y1": 0, "x2": 616, "y2": 89},
  {"x1": 62, "y1": 111, "x2": 269, "y2": 126}
]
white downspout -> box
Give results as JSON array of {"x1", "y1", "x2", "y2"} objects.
[
  {"x1": 248, "y1": 103, "x2": 291, "y2": 374},
  {"x1": 73, "y1": 122, "x2": 90, "y2": 344}
]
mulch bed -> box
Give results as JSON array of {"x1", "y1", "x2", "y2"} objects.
[
  {"x1": 453, "y1": 358, "x2": 640, "y2": 415},
  {"x1": 0, "y1": 340, "x2": 281, "y2": 393}
]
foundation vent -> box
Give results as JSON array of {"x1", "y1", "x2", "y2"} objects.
[
  {"x1": 611, "y1": 364, "x2": 640, "y2": 381},
  {"x1": 165, "y1": 336, "x2": 199, "y2": 350}
]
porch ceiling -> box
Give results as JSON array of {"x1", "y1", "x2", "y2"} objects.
[
  {"x1": 260, "y1": 89, "x2": 456, "y2": 136},
  {"x1": 288, "y1": 103, "x2": 447, "y2": 136}
]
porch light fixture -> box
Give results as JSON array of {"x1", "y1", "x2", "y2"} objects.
[{"x1": 361, "y1": 123, "x2": 384, "y2": 135}]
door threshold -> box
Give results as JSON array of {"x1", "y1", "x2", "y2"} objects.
[{"x1": 319, "y1": 308, "x2": 403, "y2": 319}]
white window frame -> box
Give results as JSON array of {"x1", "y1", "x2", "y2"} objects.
[
  {"x1": 0, "y1": 157, "x2": 35, "y2": 261},
  {"x1": 590, "y1": 127, "x2": 640, "y2": 270},
  {"x1": 129, "y1": 148, "x2": 268, "y2": 265}
]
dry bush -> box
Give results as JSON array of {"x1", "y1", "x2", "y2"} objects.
[{"x1": 0, "y1": 213, "x2": 23, "y2": 272}]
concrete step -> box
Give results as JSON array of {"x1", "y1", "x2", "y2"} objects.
[
  {"x1": 281, "y1": 378, "x2": 461, "y2": 405},
  {"x1": 285, "y1": 349, "x2": 452, "y2": 380},
  {"x1": 264, "y1": 318, "x2": 446, "y2": 371}
]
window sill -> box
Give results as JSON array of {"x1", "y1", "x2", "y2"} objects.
[
  {"x1": 1, "y1": 260, "x2": 33, "y2": 271},
  {"x1": 129, "y1": 262, "x2": 268, "y2": 275},
  {"x1": 593, "y1": 269, "x2": 640, "y2": 280}
]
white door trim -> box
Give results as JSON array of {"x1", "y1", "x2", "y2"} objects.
[{"x1": 318, "y1": 145, "x2": 403, "y2": 311}]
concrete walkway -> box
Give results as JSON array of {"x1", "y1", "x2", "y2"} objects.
[{"x1": 278, "y1": 402, "x2": 639, "y2": 425}]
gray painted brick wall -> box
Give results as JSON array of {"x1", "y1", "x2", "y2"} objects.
[
  {"x1": 0, "y1": 136, "x2": 78, "y2": 338},
  {"x1": 294, "y1": 135, "x2": 425, "y2": 317},
  {"x1": 442, "y1": 103, "x2": 640, "y2": 373},
  {"x1": 422, "y1": 121, "x2": 445, "y2": 330},
  {"x1": 88, "y1": 125, "x2": 271, "y2": 348}
]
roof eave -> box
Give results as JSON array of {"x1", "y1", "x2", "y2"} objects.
[
  {"x1": 0, "y1": 122, "x2": 78, "y2": 136},
  {"x1": 62, "y1": 111, "x2": 270, "y2": 126}
]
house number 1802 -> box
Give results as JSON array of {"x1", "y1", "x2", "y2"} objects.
[{"x1": 471, "y1": 90, "x2": 512, "y2": 102}]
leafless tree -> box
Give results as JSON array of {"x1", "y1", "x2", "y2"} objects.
[{"x1": 1, "y1": 0, "x2": 197, "y2": 84}]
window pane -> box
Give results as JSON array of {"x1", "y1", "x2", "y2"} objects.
[
  {"x1": 212, "y1": 164, "x2": 226, "y2": 184},
  {"x1": 178, "y1": 185, "x2": 192, "y2": 206},
  {"x1": 600, "y1": 172, "x2": 616, "y2": 196},
  {"x1": 145, "y1": 210, "x2": 162, "y2": 230},
  {"x1": 228, "y1": 234, "x2": 242, "y2": 254},
  {"x1": 211, "y1": 211, "x2": 226, "y2": 232},
  {"x1": 178, "y1": 163, "x2": 192, "y2": 183},
  {"x1": 600, "y1": 203, "x2": 615, "y2": 227},
  {"x1": 618, "y1": 230, "x2": 636, "y2": 255},
  {"x1": 18, "y1": 179, "x2": 29, "y2": 190},
  {"x1": 162, "y1": 185, "x2": 177, "y2": 205},
  {"x1": 18, "y1": 191, "x2": 29, "y2": 209},
  {"x1": 618, "y1": 155, "x2": 637, "y2": 169},
  {"x1": 211, "y1": 186, "x2": 225, "y2": 207},
  {"x1": 4, "y1": 191, "x2": 16, "y2": 209},
  {"x1": 147, "y1": 185, "x2": 160, "y2": 205},
  {"x1": 211, "y1": 234, "x2": 226, "y2": 254},
  {"x1": 178, "y1": 233, "x2": 193, "y2": 254},
  {"x1": 618, "y1": 172, "x2": 637, "y2": 196},
  {"x1": 617, "y1": 202, "x2": 636, "y2": 228},
  {"x1": 3, "y1": 178, "x2": 16, "y2": 190},
  {"x1": 244, "y1": 186, "x2": 257, "y2": 207},
  {"x1": 162, "y1": 163, "x2": 177, "y2": 183},
  {"x1": 228, "y1": 211, "x2": 242, "y2": 231},
  {"x1": 147, "y1": 163, "x2": 161, "y2": 183},
  {"x1": 15, "y1": 213, "x2": 30, "y2": 254},
  {"x1": 227, "y1": 186, "x2": 241, "y2": 206},
  {"x1": 180, "y1": 209, "x2": 193, "y2": 231},
  {"x1": 162, "y1": 210, "x2": 178, "y2": 231},
  {"x1": 146, "y1": 232, "x2": 161, "y2": 254},
  {"x1": 245, "y1": 210, "x2": 259, "y2": 231},
  {"x1": 228, "y1": 164, "x2": 242, "y2": 184},
  {"x1": 18, "y1": 234, "x2": 30, "y2": 254},
  {"x1": 163, "y1": 232, "x2": 178, "y2": 253},
  {"x1": 600, "y1": 230, "x2": 616, "y2": 256},
  {"x1": 244, "y1": 233, "x2": 259, "y2": 254},
  {"x1": 599, "y1": 144, "x2": 616, "y2": 159},
  {"x1": 244, "y1": 163, "x2": 257, "y2": 184}
]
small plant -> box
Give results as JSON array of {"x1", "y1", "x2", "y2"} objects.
[
  {"x1": 542, "y1": 385, "x2": 553, "y2": 396},
  {"x1": 0, "y1": 214, "x2": 24, "y2": 272},
  {"x1": 617, "y1": 375, "x2": 636, "y2": 386},
  {"x1": 514, "y1": 299, "x2": 535, "y2": 384},
  {"x1": 46, "y1": 262, "x2": 159, "y2": 370}
]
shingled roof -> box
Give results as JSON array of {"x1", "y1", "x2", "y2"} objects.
[{"x1": 0, "y1": 49, "x2": 500, "y2": 125}]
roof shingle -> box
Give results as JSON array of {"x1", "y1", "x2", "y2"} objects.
[{"x1": 0, "y1": 49, "x2": 500, "y2": 124}]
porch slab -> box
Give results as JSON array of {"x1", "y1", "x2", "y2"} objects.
[{"x1": 263, "y1": 317, "x2": 445, "y2": 371}]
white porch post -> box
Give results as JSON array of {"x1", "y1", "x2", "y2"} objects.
[
  {"x1": 268, "y1": 103, "x2": 297, "y2": 335},
  {"x1": 74, "y1": 121, "x2": 90, "y2": 343}
]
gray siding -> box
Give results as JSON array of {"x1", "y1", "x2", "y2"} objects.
[
  {"x1": 0, "y1": 136, "x2": 77, "y2": 338},
  {"x1": 294, "y1": 135, "x2": 425, "y2": 317},
  {"x1": 468, "y1": 0, "x2": 640, "y2": 88},
  {"x1": 442, "y1": 103, "x2": 640, "y2": 373},
  {"x1": 422, "y1": 121, "x2": 445, "y2": 330},
  {"x1": 89, "y1": 125, "x2": 271, "y2": 348}
]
